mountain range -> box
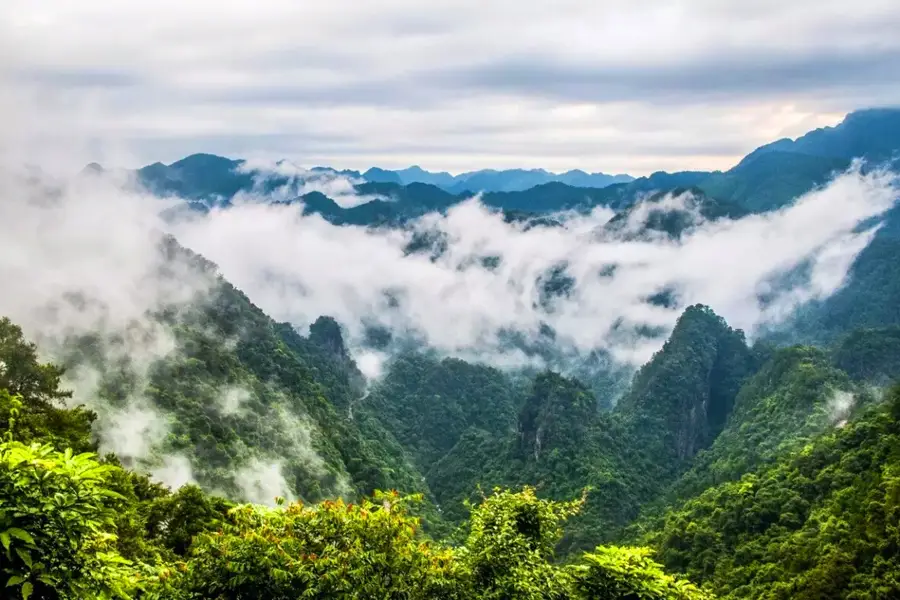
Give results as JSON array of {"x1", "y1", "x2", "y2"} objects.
[
  {"x1": 361, "y1": 165, "x2": 635, "y2": 192},
  {"x1": 87, "y1": 107, "x2": 900, "y2": 224},
  {"x1": 5, "y1": 106, "x2": 900, "y2": 598}
]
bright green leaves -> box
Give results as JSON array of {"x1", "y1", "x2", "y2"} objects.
[
  {"x1": 570, "y1": 546, "x2": 713, "y2": 600},
  {"x1": 461, "y1": 486, "x2": 585, "y2": 600},
  {"x1": 0, "y1": 440, "x2": 137, "y2": 600},
  {"x1": 4, "y1": 528, "x2": 34, "y2": 546},
  {"x1": 159, "y1": 489, "x2": 468, "y2": 600},
  {"x1": 135, "y1": 485, "x2": 709, "y2": 600}
]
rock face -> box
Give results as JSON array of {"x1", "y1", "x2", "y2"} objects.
[
  {"x1": 308, "y1": 316, "x2": 348, "y2": 361},
  {"x1": 617, "y1": 305, "x2": 755, "y2": 463},
  {"x1": 517, "y1": 372, "x2": 595, "y2": 462}
]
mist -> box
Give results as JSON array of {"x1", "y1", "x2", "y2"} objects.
[
  {"x1": 171, "y1": 166, "x2": 897, "y2": 367},
  {"x1": 238, "y1": 159, "x2": 387, "y2": 208},
  {"x1": 0, "y1": 136, "x2": 897, "y2": 502}
]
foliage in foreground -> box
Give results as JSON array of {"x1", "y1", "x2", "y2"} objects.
[
  {"x1": 1, "y1": 438, "x2": 709, "y2": 600},
  {"x1": 0, "y1": 314, "x2": 708, "y2": 599}
]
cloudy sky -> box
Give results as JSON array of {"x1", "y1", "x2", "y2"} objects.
[{"x1": 3, "y1": 0, "x2": 900, "y2": 175}]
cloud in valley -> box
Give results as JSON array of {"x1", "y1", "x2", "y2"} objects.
[
  {"x1": 238, "y1": 158, "x2": 386, "y2": 208},
  {"x1": 171, "y1": 165, "x2": 898, "y2": 366},
  {"x1": 0, "y1": 130, "x2": 896, "y2": 493}
]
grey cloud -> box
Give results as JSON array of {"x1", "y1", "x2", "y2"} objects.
[
  {"x1": 207, "y1": 79, "x2": 450, "y2": 110},
  {"x1": 6, "y1": 0, "x2": 900, "y2": 174},
  {"x1": 13, "y1": 67, "x2": 139, "y2": 89},
  {"x1": 423, "y1": 48, "x2": 900, "y2": 105}
]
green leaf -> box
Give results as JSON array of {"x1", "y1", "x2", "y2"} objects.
[
  {"x1": 21, "y1": 582, "x2": 32, "y2": 600},
  {"x1": 98, "y1": 489, "x2": 126, "y2": 501},
  {"x1": 15, "y1": 548, "x2": 32, "y2": 569},
  {"x1": 5, "y1": 576, "x2": 25, "y2": 587},
  {"x1": 6, "y1": 529, "x2": 34, "y2": 545},
  {"x1": 0, "y1": 532, "x2": 9, "y2": 551}
]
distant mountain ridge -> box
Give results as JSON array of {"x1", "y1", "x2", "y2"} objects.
[
  {"x1": 362, "y1": 165, "x2": 634, "y2": 192},
  {"x1": 86, "y1": 107, "x2": 900, "y2": 222}
]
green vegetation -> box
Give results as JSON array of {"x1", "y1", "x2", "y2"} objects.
[
  {"x1": 639, "y1": 387, "x2": 900, "y2": 599},
  {"x1": 6, "y1": 277, "x2": 900, "y2": 598},
  {"x1": 55, "y1": 241, "x2": 430, "y2": 507},
  {"x1": 663, "y1": 345, "x2": 863, "y2": 502},
  {"x1": 0, "y1": 315, "x2": 710, "y2": 599},
  {"x1": 42, "y1": 106, "x2": 900, "y2": 597}
]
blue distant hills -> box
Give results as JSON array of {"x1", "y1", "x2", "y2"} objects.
[
  {"x1": 85, "y1": 107, "x2": 900, "y2": 221},
  {"x1": 360, "y1": 165, "x2": 634, "y2": 192}
]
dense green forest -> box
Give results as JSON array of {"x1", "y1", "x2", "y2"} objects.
[
  {"x1": 1, "y1": 311, "x2": 717, "y2": 599},
  {"x1": 7, "y1": 108, "x2": 900, "y2": 598},
  {"x1": 6, "y1": 277, "x2": 900, "y2": 598}
]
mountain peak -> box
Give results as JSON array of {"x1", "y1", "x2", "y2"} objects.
[{"x1": 168, "y1": 153, "x2": 237, "y2": 170}]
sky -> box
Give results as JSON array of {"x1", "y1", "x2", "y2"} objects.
[{"x1": 3, "y1": 0, "x2": 900, "y2": 175}]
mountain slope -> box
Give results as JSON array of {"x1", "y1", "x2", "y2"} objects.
[
  {"x1": 53, "y1": 236, "x2": 433, "y2": 512},
  {"x1": 361, "y1": 353, "x2": 521, "y2": 472},
  {"x1": 741, "y1": 108, "x2": 900, "y2": 165},
  {"x1": 696, "y1": 108, "x2": 900, "y2": 213},
  {"x1": 662, "y1": 345, "x2": 862, "y2": 503},
  {"x1": 617, "y1": 305, "x2": 756, "y2": 465},
  {"x1": 770, "y1": 205, "x2": 900, "y2": 344},
  {"x1": 0, "y1": 314, "x2": 715, "y2": 600},
  {"x1": 418, "y1": 305, "x2": 758, "y2": 554},
  {"x1": 641, "y1": 386, "x2": 900, "y2": 599},
  {"x1": 698, "y1": 151, "x2": 851, "y2": 213}
]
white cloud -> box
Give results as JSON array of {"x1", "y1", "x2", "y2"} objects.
[
  {"x1": 237, "y1": 159, "x2": 387, "y2": 208},
  {"x1": 151, "y1": 454, "x2": 196, "y2": 490},
  {"x1": 2, "y1": 0, "x2": 899, "y2": 174},
  {"x1": 218, "y1": 385, "x2": 252, "y2": 416},
  {"x1": 826, "y1": 389, "x2": 856, "y2": 426},
  {"x1": 171, "y1": 165, "x2": 898, "y2": 366},
  {"x1": 234, "y1": 458, "x2": 293, "y2": 506},
  {"x1": 355, "y1": 350, "x2": 388, "y2": 381}
]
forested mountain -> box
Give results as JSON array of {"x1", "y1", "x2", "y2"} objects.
[
  {"x1": 694, "y1": 108, "x2": 900, "y2": 213},
  {"x1": 0, "y1": 312, "x2": 714, "y2": 599},
  {"x1": 768, "y1": 204, "x2": 900, "y2": 344},
  {"x1": 639, "y1": 387, "x2": 900, "y2": 599},
  {"x1": 7, "y1": 106, "x2": 900, "y2": 598},
  {"x1": 46, "y1": 237, "x2": 433, "y2": 509},
  {"x1": 5, "y1": 245, "x2": 900, "y2": 597}
]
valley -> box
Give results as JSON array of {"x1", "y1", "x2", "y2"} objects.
[{"x1": 2, "y1": 108, "x2": 900, "y2": 599}]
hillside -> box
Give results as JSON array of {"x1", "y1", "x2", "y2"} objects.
[
  {"x1": 639, "y1": 386, "x2": 900, "y2": 599},
  {"x1": 696, "y1": 108, "x2": 900, "y2": 213},
  {"x1": 8, "y1": 107, "x2": 900, "y2": 599},
  {"x1": 0, "y1": 312, "x2": 714, "y2": 600},
  {"x1": 5, "y1": 225, "x2": 900, "y2": 597},
  {"x1": 44, "y1": 236, "x2": 436, "y2": 512}
]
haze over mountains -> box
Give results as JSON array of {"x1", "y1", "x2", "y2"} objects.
[
  {"x1": 86, "y1": 108, "x2": 900, "y2": 225},
  {"x1": 8, "y1": 103, "x2": 900, "y2": 600},
  {"x1": 7, "y1": 0, "x2": 900, "y2": 596},
  {"x1": 360, "y1": 165, "x2": 635, "y2": 192}
]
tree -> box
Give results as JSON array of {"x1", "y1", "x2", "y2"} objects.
[
  {"x1": 569, "y1": 546, "x2": 713, "y2": 600},
  {"x1": 0, "y1": 441, "x2": 137, "y2": 600},
  {"x1": 0, "y1": 318, "x2": 95, "y2": 452}
]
